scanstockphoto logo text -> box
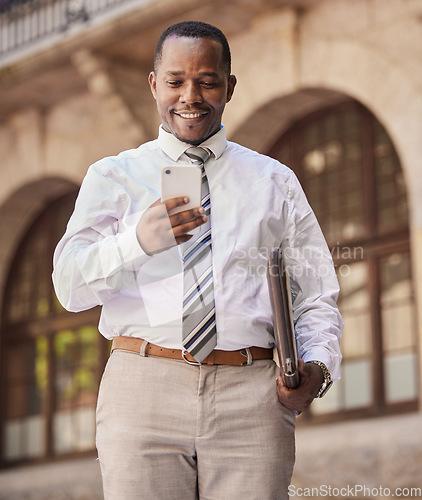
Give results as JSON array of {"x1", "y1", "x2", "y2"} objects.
[
  {"x1": 234, "y1": 244, "x2": 364, "y2": 279},
  {"x1": 289, "y1": 484, "x2": 422, "y2": 497}
]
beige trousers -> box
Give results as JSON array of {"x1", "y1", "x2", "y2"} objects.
[{"x1": 96, "y1": 349, "x2": 295, "y2": 500}]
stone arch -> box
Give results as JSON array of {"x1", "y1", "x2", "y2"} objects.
[
  {"x1": 230, "y1": 82, "x2": 414, "y2": 212},
  {"x1": 236, "y1": 91, "x2": 417, "y2": 417},
  {"x1": 0, "y1": 177, "x2": 78, "y2": 319},
  {"x1": 228, "y1": 8, "x2": 421, "y2": 206},
  {"x1": 298, "y1": 32, "x2": 422, "y2": 187},
  {"x1": 230, "y1": 87, "x2": 353, "y2": 154}
]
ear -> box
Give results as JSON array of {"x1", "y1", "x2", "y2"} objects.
[
  {"x1": 226, "y1": 74, "x2": 237, "y2": 103},
  {"x1": 148, "y1": 71, "x2": 157, "y2": 100}
]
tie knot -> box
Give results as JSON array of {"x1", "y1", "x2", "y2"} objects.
[{"x1": 185, "y1": 147, "x2": 211, "y2": 166}]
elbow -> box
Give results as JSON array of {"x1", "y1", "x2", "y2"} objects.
[{"x1": 52, "y1": 267, "x2": 99, "y2": 313}]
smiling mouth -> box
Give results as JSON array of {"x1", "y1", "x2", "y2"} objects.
[{"x1": 174, "y1": 111, "x2": 208, "y2": 119}]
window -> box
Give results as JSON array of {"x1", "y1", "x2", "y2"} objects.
[
  {"x1": 1, "y1": 193, "x2": 107, "y2": 466},
  {"x1": 269, "y1": 101, "x2": 418, "y2": 419}
]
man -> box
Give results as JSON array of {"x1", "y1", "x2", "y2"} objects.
[{"x1": 53, "y1": 21, "x2": 343, "y2": 499}]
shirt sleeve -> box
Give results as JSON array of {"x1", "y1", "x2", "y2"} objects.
[
  {"x1": 282, "y1": 171, "x2": 344, "y2": 381},
  {"x1": 52, "y1": 161, "x2": 152, "y2": 312}
]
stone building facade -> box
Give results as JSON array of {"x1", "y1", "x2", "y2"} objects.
[{"x1": 0, "y1": 0, "x2": 421, "y2": 498}]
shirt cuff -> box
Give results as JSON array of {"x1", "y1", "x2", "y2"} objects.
[
  {"x1": 98, "y1": 223, "x2": 152, "y2": 277},
  {"x1": 301, "y1": 347, "x2": 341, "y2": 382},
  {"x1": 117, "y1": 223, "x2": 153, "y2": 264}
]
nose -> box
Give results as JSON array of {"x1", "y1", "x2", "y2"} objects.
[{"x1": 180, "y1": 81, "x2": 203, "y2": 104}]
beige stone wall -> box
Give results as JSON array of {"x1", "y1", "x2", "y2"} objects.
[
  {"x1": 226, "y1": 0, "x2": 422, "y2": 404},
  {"x1": 225, "y1": 2, "x2": 422, "y2": 495}
]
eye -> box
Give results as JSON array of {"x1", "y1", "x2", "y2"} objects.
[
  {"x1": 201, "y1": 82, "x2": 217, "y2": 88},
  {"x1": 167, "y1": 81, "x2": 182, "y2": 87}
]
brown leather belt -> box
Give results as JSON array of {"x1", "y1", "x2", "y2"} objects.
[{"x1": 111, "y1": 336, "x2": 273, "y2": 366}]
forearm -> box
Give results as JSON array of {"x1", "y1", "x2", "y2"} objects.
[
  {"x1": 294, "y1": 299, "x2": 343, "y2": 381},
  {"x1": 52, "y1": 223, "x2": 150, "y2": 312},
  {"x1": 282, "y1": 172, "x2": 343, "y2": 379}
]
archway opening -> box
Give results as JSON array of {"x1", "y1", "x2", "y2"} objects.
[
  {"x1": 267, "y1": 99, "x2": 418, "y2": 420},
  {"x1": 0, "y1": 189, "x2": 106, "y2": 466}
]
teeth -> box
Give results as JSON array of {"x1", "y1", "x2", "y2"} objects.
[{"x1": 178, "y1": 113, "x2": 204, "y2": 119}]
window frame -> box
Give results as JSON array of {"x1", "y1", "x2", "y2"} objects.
[
  {"x1": 0, "y1": 193, "x2": 107, "y2": 468},
  {"x1": 267, "y1": 101, "x2": 418, "y2": 423}
]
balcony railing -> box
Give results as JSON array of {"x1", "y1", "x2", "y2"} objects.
[{"x1": 0, "y1": 0, "x2": 138, "y2": 60}]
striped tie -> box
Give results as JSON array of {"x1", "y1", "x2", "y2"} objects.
[{"x1": 182, "y1": 147, "x2": 217, "y2": 363}]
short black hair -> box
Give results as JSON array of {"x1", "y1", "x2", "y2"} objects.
[{"x1": 154, "y1": 21, "x2": 231, "y2": 78}]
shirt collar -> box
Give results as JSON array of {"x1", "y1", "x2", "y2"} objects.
[{"x1": 158, "y1": 125, "x2": 227, "y2": 162}]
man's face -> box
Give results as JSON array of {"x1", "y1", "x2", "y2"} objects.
[{"x1": 149, "y1": 36, "x2": 236, "y2": 145}]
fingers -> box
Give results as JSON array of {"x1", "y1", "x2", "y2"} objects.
[
  {"x1": 297, "y1": 358, "x2": 306, "y2": 374},
  {"x1": 148, "y1": 197, "x2": 207, "y2": 228},
  {"x1": 276, "y1": 359, "x2": 319, "y2": 413},
  {"x1": 162, "y1": 196, "x2": 190, "y2": 213},
  {"x1": 149, "y1": 197, "x2": 197, "y2": 221},
  {"x1": 171, "y1": 208, "x2": 206, "y2": 234},
  {"x1": 137, "y1": 197, "x2": 208, "y2": 255},
  {"x1": 276, "y1": 378, "x2": 308, "y2": 412},
  {"x1": 160, "y1": 197, "x2": 207, "y2": 231},
  {"x1": 276, "y1": 377, "x2": 298, "y2": 411},
  {"x1": 161, "y1": 197, "x2": 207, "y2": 236}
]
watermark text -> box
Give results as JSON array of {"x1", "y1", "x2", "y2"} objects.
[{"x1": 289, "y1": 484, "x2": 422, "y2": 497}]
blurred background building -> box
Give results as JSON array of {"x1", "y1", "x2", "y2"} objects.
[{"x1": 0, "y1": 0, "x2": 421, "y2": 498}]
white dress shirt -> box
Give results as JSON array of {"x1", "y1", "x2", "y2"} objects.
[{"x1": 53, "y1": 126, "x2": 343, "y2": 379}]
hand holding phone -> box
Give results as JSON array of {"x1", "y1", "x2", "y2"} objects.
[
  {"x1": 136, "y1": 166, "x2": 205, "y2": 255},
  {"x1": 161, "y1": 166, "x2": 202, "y2": 234},
  {"x1": 136, "y1": 196, "x2": 206, "y2": 255}
]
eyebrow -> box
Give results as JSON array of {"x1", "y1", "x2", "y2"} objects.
[{"x1": 165, "y1": 70, "x2": 219, "y2": 78}]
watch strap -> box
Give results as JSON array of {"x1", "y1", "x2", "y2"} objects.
[{"x1": 306, "y1": 360, "x2": 333, "y2": 398}]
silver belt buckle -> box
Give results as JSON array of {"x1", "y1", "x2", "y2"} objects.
[
  {"x1": 182, "y1": 349, "x2": 202, "y2": 366},
  {"x1": 240, "y1": 348, "x2": 253, "y2": 366}
]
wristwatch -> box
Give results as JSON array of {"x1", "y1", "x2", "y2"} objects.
[{"x1": 306, "y1": 360, "x2": 333, "y2": 398}]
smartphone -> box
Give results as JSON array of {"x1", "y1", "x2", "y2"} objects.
[{"x1": 161, "y1": 166, "x2": 202, "y2": 234}]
